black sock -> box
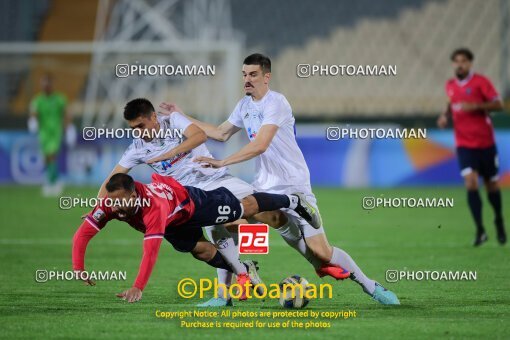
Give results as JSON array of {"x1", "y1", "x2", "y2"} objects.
[
  {"x1": 252, "y1": 192, "x2": 290, "y2": 212},
  {"x1": 206, "y1": 251, "x2": 232, "y2": 271},
  {"x1": 487, "y1": 190, "x2": 503, "y2": 224},
  {"x1": 467, "y1": 190, "x2": 484, "y2": 233}
]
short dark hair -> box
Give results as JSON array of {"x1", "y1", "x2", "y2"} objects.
[
  {"x1": 243, "y1": 53, "x2": 271, "y2": 73},
  {"x1": 450, "y1": 48, "x2": 474, "y2": 61},
  {"x1": 106, "y1": 173, "x2": 135, "y2": 193},
  {"x1": 123, "y1": 98, "x2": 155, "y2": 120}
]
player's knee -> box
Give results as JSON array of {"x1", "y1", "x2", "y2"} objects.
[
  {"x1": 485, "y1": 179, "x2": 499, "y2": 192},
  {"x1": 464, "y1": 174, "x2": 478, "y2": 190},
  {"x1": 45, "y1": 154, "x2": 56, "y2": 163},
  {"x1": 191, "y1": 241, "x2": 216, "y2": 262},
  {"x1": 254, "y1": 211, "x2": 287, "y2": 228},
  {"x1": 271, "y1": 211, "x2": 287, "y2": 227},
  {"x1": 465, "y1": 183, "x2": 478, "y2": 191},
  {"x1": 240, "y1": 196, "x2": 258, "y2": 217},
  {"x1": 465, "y1": 182, "x2": 478, "y2": 191}
]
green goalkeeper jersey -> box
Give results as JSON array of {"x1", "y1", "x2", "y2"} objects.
[{"x1": 30, "y1": 92, "x2": 67, "y2": 155}]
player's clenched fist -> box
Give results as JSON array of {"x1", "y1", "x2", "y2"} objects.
[
  {"x1": 437, "y1": 114, "x2": 448, "y2": 129},
  {"x1": 116, "y1": 287, "x2": 142, "y2": 303}
]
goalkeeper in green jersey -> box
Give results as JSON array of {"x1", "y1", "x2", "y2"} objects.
[{"x1": 28, "y1": 74, "x2": 76, "y2": 196}]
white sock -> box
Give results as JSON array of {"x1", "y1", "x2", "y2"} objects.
[
  {"x1": 330, "y1": 247, "x2": 376, "y2": 294},
  {"x1": 216, "y1": 269, "x2": 233, "y2": 300},
  {"x1": 204, "y1": 226, "x2": 245, "y2": 274},
  {"x1": 286, "y1": 195, "x2": 299, "y2": 209},
  {"x1": 276, "y1": 214, "x2": 323, "y2": 269}
]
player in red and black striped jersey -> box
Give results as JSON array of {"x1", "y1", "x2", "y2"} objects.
[
  {"x1": 437, "y1": 48, "x2": 506, "y2": 246},
  {"x1": 72, "y1": 173, "x2": 321, "y2": 303}
]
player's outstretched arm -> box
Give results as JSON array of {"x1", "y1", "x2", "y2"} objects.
[
  {"x1": 117, "y1": 237, "x2": 163, "y2": 303},
  {"x1": 146, "y1": 123, "x2": 207, "y2": 164},
  {"x1": 195, "y1": 124, "x2": 278, "y2": 168},
  {"x1": 72, "y1": 219, "x2": 101, "y2": 286},
  {"x1": 158, "y1": 102, "x2": 240, "y2": 142}
]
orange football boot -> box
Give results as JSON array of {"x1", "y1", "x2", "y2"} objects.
[{"x1": 316, "y1": 265, "x2": 351, "y2": 280}]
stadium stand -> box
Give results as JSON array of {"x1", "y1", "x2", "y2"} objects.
[
  {"x1": 0, "y1": 0, "x2": 506, "y2": 122},
  {"x1": 231, "y1": 0, "x2": 503, "y2": 117},
  {"x1": 0, "y1": 0, "x2": 50, "y2": 116},
  {"x1": 6, "y1": 0, "x2": 98, "y2": 116}
]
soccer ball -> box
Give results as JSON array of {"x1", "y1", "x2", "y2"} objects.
[{"x1": 278, "y1": 275, "x2": 312, "y2": 309}]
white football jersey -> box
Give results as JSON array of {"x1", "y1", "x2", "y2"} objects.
[
  {"x1": 228, "y1": 90, "x2": 311, "y2": 190},
  {"x1": 119, "y1": 113, "x2": 228, "y2": 186}
]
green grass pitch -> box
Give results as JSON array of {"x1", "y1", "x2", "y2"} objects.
[{"x1": 0, "y1": 185, "x2": 508, "y2": 339}]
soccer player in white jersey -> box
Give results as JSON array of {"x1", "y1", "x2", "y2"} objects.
[
  {"x1": 94, "y1": 98, "x2": 273, "y2": 304},
  {"x1": 166, "y1": 53, "x2": 400, "y2": 305}
]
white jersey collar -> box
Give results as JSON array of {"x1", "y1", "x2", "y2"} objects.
[{"x1": 250, "y1": 88, "x2": 271, "y2": 104}]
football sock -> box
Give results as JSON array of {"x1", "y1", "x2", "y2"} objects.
[
  {"x1": 203, "y1": 226, "x2": 245, "y2": 274},
  {"x1": 216, "y1": 269, "x2": 233, "y2": 300},
  {"x1": 47, "y1": 160, "x2": 58, "y2": 184},
  {"x1": 330, "y1": 247, "x2": 376, "y2": 295},
  {"x1": 276, "y1": 214, "x2": 322, "y2": 269},
  {"x1": 251, "y1": 192, "x2": 293, "y2": 211},
  {"x1": 467, "y1": 190, "x2": 484, "y2": 233},
  {"x1": 286, "y1": 195, "x2": 299, "y2": 209},
  {"x1": 487, "y1": 190, "x2": 503, "y2": 223},
  {"x1": 206, "y1": 251, "x2": 232, "y2": 272},
  {"x1": 204, "y1": 225, "x2": 244, "y2": 299}
]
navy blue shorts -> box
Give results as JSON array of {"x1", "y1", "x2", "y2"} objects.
[
  {"x1": 164, "y1": 186, "x2": 243, "y2": 252},
  {"x1": 456, "y1": 145, "x2": 499, "y2": 180}
]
